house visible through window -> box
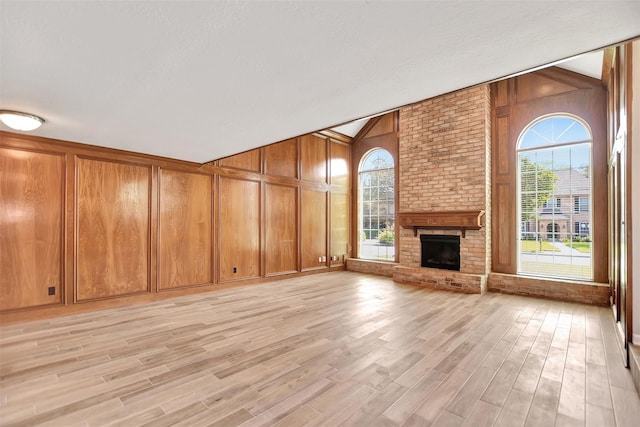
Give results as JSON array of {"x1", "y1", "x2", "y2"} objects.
[
  {"x1": 358, "y1": 148, "x2": 395, "y2": 261},
  {"x1": 517, "y1": 114, "x2": 593, "y2": 280},
  {"x1": 542, "y1": 197, "x2": 561, "y2": 209},
  {"x1": 574, "y1": 196, "x2": 589, "y2": 213},
  {"x1": 574, "y1": 221, "x2": 590, "y2": 237}
]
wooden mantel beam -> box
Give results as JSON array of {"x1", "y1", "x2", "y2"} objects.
[{"x1": 396, "y1": 210, "x2": 485, "y2": 238}]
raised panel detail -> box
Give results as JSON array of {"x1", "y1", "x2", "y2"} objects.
[
  {"x1": 330, "y1": 193, "x2": 349, "y2": 265},
  {"x1": 0, "y1": 148, "x2": 64, "y2": 310},
  {"x1": 494, "y1": 79, "x2": 509, "y2": 107},
  {"x1": 219, "y1": 149, "x2": 260, "y2": 172},
  {"x1": 364, "y1": 114, "x2": 395, "y2": 138},
  {"x1": 265, "y1": 183, "x2": 297, "y2": 275},
  {"x1": 76, "y1": 158, "x2": 150, "y2": 301},
  {"x1": 159, "y1": 170, "x2": 212, "y2": 289},
  {"x1": 300, "y1": 134, "x2": 327, "y2": 183},
  {"x1": 496, "y1": 116, "x2": 511, "y2": 176},
  {"x1": 264, "y1": 138, "x2": 297, "y2": 178},
  {"x1": 301, "y1": 189, "x2": 327, "y2": 270},
  {"x1": 330, "y1": 141, "x2": 350, "y2": 188},
  {"x1": 219, "y1": 177, "x2": 260, "y2": 281},
  {"x1": 493, "y1": 183, "x2": 515, "y2": 272}
]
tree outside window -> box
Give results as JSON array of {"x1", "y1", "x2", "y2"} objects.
[
  {"x1": 517, "y1": 115, "x2": 593, "y2": 280},
  {"x1": 358, "y1": 149, "x2": 395, "y2": 261}
]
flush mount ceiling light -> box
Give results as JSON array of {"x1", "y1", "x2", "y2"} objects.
[{"x1": 0, "y1": 110, "x2": 45, "y2": 131}]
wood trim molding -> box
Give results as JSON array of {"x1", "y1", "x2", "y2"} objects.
[
  {"x1": 0, "y1": 131, "x2": 202, "y2": 169},
  {"x1": 540, "y1": 66, "x2": 605, "y2": 89},
  {"x1": 602, "y1": 47, "x2": 615, "y2": 86},
  {"x1": 316, "y1": 129, "x2": 353, "y2": 144},
  {"x1": 352, "y1": 117, "x2": 378, "y2": 141},
  {"x1": 625, "y1": 41, "x2": 634, "y2": 344}
]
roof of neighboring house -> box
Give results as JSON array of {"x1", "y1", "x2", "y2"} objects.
[{"x1": 553, "y1": 168, "x2": 591, "y2": 195}]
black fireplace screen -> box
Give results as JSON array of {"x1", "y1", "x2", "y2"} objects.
[{"x1": 420, "y1": 234, "x2": 460, "y2": 271}]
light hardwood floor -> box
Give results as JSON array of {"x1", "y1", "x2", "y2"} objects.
[{"x1": 1, "y1": 271, "x2": 639, "y2": 426}]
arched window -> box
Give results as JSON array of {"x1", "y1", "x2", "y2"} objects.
[
  {"x1": 358, "y1": 148, "x2": 395, "y2": 261},
  {"x1": 517, "y1": 114, "x2": 593, "y2": 280}
]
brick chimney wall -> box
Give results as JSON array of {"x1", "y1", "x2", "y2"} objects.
[{"x1": 398, "y1": 85, "x2": 492, "y2": 275}]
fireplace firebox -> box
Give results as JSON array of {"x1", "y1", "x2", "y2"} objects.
[{"x1": 420, "y1": 234, "x2": 460, "y2": 271}]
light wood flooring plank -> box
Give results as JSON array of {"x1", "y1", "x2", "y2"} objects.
[{"x1": 1, "y1": 271, "x2": 639, "y2": 427}]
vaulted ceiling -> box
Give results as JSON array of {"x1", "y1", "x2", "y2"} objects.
[{"x1": 1, "y1": 1, "x2": 639, "y2": 162}]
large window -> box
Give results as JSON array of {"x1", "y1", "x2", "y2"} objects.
[
  {"x1": 358, "y1": 148, "x2": 395, "y2": 261},
  {"x1": 517, "y1": 115, "x2": 593, "y2": 280}
]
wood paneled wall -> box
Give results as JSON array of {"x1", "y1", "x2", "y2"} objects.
[
  {"x1": 159, "y1": 169, "x2": 212, "y2": 290},
  {"x1": 300, "y1": 134, "x2": 328, "y2": 183},
  {"x1": 0, "y1": 148, "x2": 64, "y2": 310},
  {"x1": 76, "y1": 157, "x2": 151, "y2": 301},
  {"x1": 264, "y1": 183, "x2": 297, "y2": 275},
  {"x1": 264, "y1": 138, "x2": 297, "y2": 178},
  {"x1": 218, "y1": 177, "x2": 261, "y2": 281},
  {"x1": 218, "y1": 149, "x2": 261, "y2": 172},
  {"x1": 301, "y1": 189, "x2": 328, "y2": 270},
  {"x1": 0, "y1": 128, "x2": 351, "y2": 320},
  {"x1": 490, "y1": 67, "x2": 608, "y2": 282},
  {"x1": 216, "y1": 133, "x2": 351, "y2": 282},
  {"x1": 330, "y1": 193, "x2": 349, "y2": 266}
]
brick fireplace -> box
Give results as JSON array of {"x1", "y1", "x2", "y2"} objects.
[
  {"x1": 393, "y1": 85, "x2": 492, "y2": 294},
  {"x1": 346, "y1": 82, "x2": 609, "y2": 304}
]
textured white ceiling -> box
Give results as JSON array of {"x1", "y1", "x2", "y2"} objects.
[{"x1": 1, "y1": 1, "x2": 639, "y2": 162}]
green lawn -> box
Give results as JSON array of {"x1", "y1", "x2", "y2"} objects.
[
  {"x1": 520, "y1": 241, "x2": 560, "y2": 252},
  {"x1": 519, "y1": 261, "x2": 592, "y2": 280},
  {"x1": 567, "y1": 241, "x2": 591, "y2": 253}
]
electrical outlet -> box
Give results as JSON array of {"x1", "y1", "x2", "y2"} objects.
[
  {"x1": 233, "y1": 267, "x2": 237, "y2": 273},
  {"x1": 318, "y1": 257, "x2": 322, "y2": 263},
  {"x1": 48, "y1": 286, "x2": 55, "y2": 295},
  {"x1": 321, "y1": 256, "x2": 326, "y2": 262}
]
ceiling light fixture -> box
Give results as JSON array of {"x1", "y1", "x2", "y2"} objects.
[{"x1": 0, "y1": 110, "x2": 45, "y2": 131}]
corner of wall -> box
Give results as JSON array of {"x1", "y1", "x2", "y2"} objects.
[{"x1": 632, "y1": 40, "x2": 640, "y2": 343}]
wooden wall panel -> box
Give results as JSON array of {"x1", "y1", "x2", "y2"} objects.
[
  {"x1": 494, "y1": 80, "x2": 509, "y2": 108},
  {"x1": 493, "y1": 183, "x2": 515, "y2": 271},
  {"x1": 301, "y1": 189, "x2": 327, "y2": 270},
  {"x1": 1, "y1": 126, "x2": 351, "y2": 323},
  {"x1": 515, "y1": 71, "x2": 582, "y2": 104},
  {"x1": 0, "y1": 148, "x2": 64, "y2": 310},
  {"x1": 300, "y1": 134, "x2": 327, "y2": 183},
  {"x1": 219, "y1": 149, "x2": 261, "y2": 172},
  {"x1": 219, "y1": 177, "x2": 260, "y2": 281},
  {"x1": 265, "y1": 183, "x2": 297, "y2": 275},
  {"x1": 159, "y1": 169, "x2": 212, "y2": 289},
  {"x1": 76, "y1": 158, "x2": 150, "y2": 301},
  {"x1": 264, "y1": 138, "x2": 297, "y2": 178},
  {"x1": 365, "y1": 113, "x2": 395, "y2": 138},
  {"x1": 495, "y1": 116, "x2": 511, "y2": 176},
  {"x1": 330, "y1": 192, "x2": 349, "y2": 265},
  {"x1": 330, "y1": 141, "x2": 350, "y2": 188}
]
